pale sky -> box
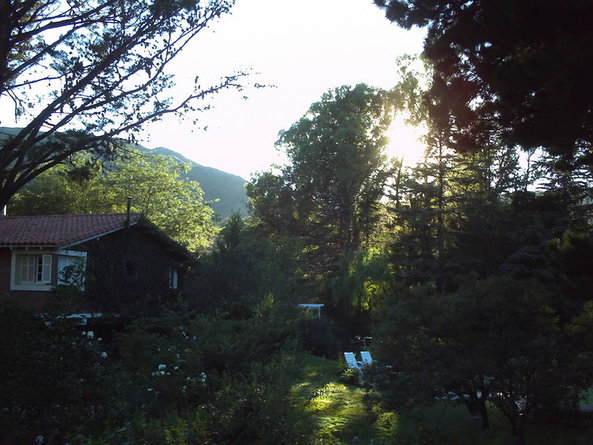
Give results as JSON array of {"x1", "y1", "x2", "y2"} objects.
[
  {"x1": 141, "y1": 0, "x2": 427, "y2": 179},
  {"x1": 1, "y1": 0, "x2": 427, "y2": 179}
]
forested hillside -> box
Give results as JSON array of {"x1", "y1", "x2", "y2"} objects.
[
  {"x1": 136, "y1": 145, "x2": 248, "y2": 219},
  {"x1": 1, "y1": 127, "x2": 248, "y2": 219}
]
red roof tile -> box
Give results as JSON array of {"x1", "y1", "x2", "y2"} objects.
[{"x1": 0, "y1": 214, "x2": 141, "y2": 247}]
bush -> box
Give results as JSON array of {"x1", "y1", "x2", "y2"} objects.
[{"x1": 0, "y1": 298, "x2": 118, "y2": 438}]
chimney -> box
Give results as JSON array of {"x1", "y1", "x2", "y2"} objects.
[{"x1": 125, "y1": 196, "x2": 132, "y2": 228}]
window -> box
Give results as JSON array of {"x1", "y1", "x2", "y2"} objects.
[
  {"x1": 11, "y1": 250, "x2": 87, "y2": 291},
  {"x1": 16, "y1": 254, "x2": 52, "y2": 284},
  {"x1": 168, "y1": 267, "x2": 179, "y2": 290},
  {"x1": 11, "y1": 253, "x2": 52, "y2": 290}
]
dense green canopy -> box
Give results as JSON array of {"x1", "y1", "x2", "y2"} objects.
[{"x1": 375, "y1": 0, "x2": 593, "y2": 162}]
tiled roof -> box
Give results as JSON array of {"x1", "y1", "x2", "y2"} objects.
[{"x1": 0, "y1": 213, "x2": 141, "y2": 247}]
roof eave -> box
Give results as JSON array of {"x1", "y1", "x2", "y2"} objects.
[
  {"x1": 58, "y1": 220, "x2": 139, "y2": 249},
  {"x1": 0, "y1": 220, "x2": 139, "y2": 250},
  {"x1": 0, "y1": 244, "x2": 57, "y2": 249}
]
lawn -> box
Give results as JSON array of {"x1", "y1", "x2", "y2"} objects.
[
  {"x1": 293, "y1": 354, "x2": 389, "y2": 443},
  {"x1": 294, "y1": 354, "x2": 593, "y2": 444}
]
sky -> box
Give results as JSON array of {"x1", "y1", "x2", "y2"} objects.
[{"x1": 140, "y1": 0, "x2": 427, "y2": 179}]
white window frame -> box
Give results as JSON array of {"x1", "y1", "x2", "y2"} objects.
[{"x1": 10, "y1": 250, "x2": 54, "y2": 291}]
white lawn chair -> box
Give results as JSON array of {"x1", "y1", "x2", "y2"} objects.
[
  {"x1": 343, "y1": 352, "x2": 361, "y2": 369},
  {"x1": 360, "y1": 351, "x2": 373, "y2": 366}
]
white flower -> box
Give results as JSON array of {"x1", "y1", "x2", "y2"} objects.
[
  {"x1": 100, "y1": 352, "x2": 108, "y2": 359},
  {"x1": 158, "y1": 364, "x2": 167, "y2": 370}
]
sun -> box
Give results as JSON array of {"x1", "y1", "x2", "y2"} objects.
[{"x1": 384, "y1": 116, "x2": 427, "y2": 167}]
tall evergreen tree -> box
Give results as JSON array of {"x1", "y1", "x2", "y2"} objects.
[{"x1": 375, "y1": 0, "x2": 593, "y2": 162}]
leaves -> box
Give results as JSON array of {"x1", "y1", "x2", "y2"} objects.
[
  {"x1": 375, "y1": 0, "x2": 593, "y2": 159},
  {"x1": 11, "y1": 149, "x2": 217, "y2": 252},
  {"x1": 0, "y1": 0, "x2": 246, "y2": 208}
]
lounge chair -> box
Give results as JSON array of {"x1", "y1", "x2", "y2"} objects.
[
  {"x1": 360, "y1": 350, "x2": 373, "y2": 366},
  {"x1": 343, "y1": 352, "x2": 361, "y2": 369}
]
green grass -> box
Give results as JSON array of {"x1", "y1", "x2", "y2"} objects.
[
  {"x1": 294, "y1": 355, "x2": 593, "y2": 444},
  {"x1": 293, "y1": 355, "x2": 388, "y2": 443}
]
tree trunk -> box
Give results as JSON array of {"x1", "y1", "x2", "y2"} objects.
[
  {"x1": 514, "y1": 415, "x2": 527, "y2": 445},
  {"x1": 464, "y1": 395, "x2": 490, "y2": 432},
  {"x1": 500, "y1": 405, "x2": 528, "y2": 445},
  {"x1": 478, "y1": 399, "x2": 490, "y2": 430}
]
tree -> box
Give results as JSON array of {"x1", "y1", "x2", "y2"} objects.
[
  {"x1": 375, "y1": 0, "x2": 593, "y2": 161},
  {"x1": 8, "y1": 151, "x2": 107, "y2": 214},
  {"x1": 373, "y1": 276, "x2": 588, "y2": 443},
  {"x1": 187, "y1": 214, "x2": 307, "y2": 317},
  {"x1": 11, "y1": 149, "x2": 217, "y2": 251},
  {"x1": 385, "y1": 57, "x2": 546, "y2": 291},
  {"x1": 248, "y1": 84, "x2": 394, "y2": 275},
  {"x1": 101, "y1": 151, "x2": 217, "y2": 251},
  {"x1": 0, "y1": 0, "x2": 246, "y2": 209}
]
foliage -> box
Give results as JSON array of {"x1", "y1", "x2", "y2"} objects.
[
  {"x1": 0, "y1": 296, "x2": 317, "y2": 443},
  {"x1": 247, "y1": 84, "x2": 396, "y2": 337},
  {"x1": 297, "y1": 316, "x2": 340, "y2": 358},
  {"x1": 100, "y1": 150, "x2": 217, "y2": 251},
  {"x1": 546, "y1": 231, "x2": 593, "y2": 311},
  {"x1": 101, "y1": 309, "x2": 313, "y2": 444},
  {"x1": 0, "y1": 0, "x2": 247, "y2": 209},
  {"x1": 0, "y1": 299, "x2": 117, "y2": 437},
  {"x1": 374, "y1": 61, "x2": 593, "y2": 444},
  {"x1": 248, "y1": 84, "x2": 394, "y2": 276},
  {"x1": 329, "y1": 247, "x2": 393, "y2": 337},
  {"x1": 11, "y1": 149, "x2": 217, "y2": 251},
  {"x1": 7, "y1": 151, "x2": 106, "y2": 215},
  {"x1": 51, "y1": 257, "x2": 89, "y2": 313},
  {"x1": 375, "y1": 0, "x2": 593, "y2": 162},
  {"x1": 385, "y1": 59, "x2": 550, "y2": 290},
  {"x1": 372, "y1": 275, "x2": 593, "y2": 443},
  {"x1": 187, "y1": 214, "x2": 306, "y2": 317}
]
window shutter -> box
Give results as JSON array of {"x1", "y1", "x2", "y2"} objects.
[
  {"x1": 168, "y1": 267, "x2": 179, "y2": 289},
  {"x1": 40, "y1": 255, "x2": 52, "y2": 283},
  {"x1": 172, "y1": 268, "x2": 178, "y2": 289}
]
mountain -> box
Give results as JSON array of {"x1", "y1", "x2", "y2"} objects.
[
  {"x1": 0, "y1": 127, "x2": 249, "y2": 220},
  {"x1": 136, "y1": 145, "x2": 248, "y2": 220}
]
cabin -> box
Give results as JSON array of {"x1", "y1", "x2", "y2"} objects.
[{"x1": 0, "y1": 213, "x2": 194, "y2": 315}]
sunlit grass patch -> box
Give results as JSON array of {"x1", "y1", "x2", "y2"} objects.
[
  {"x1": 292, "y1": 354, "x2": 340, "y2": 401},
  {"x1": 293, "y1": 356, "x2": 396, "y2": 443},
  {"x1": 306, "y1": 382, "x2": 380, "y2": 442},
  {"x1": 308, "y1": 382, "x2": 359, "y2": 412}
]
